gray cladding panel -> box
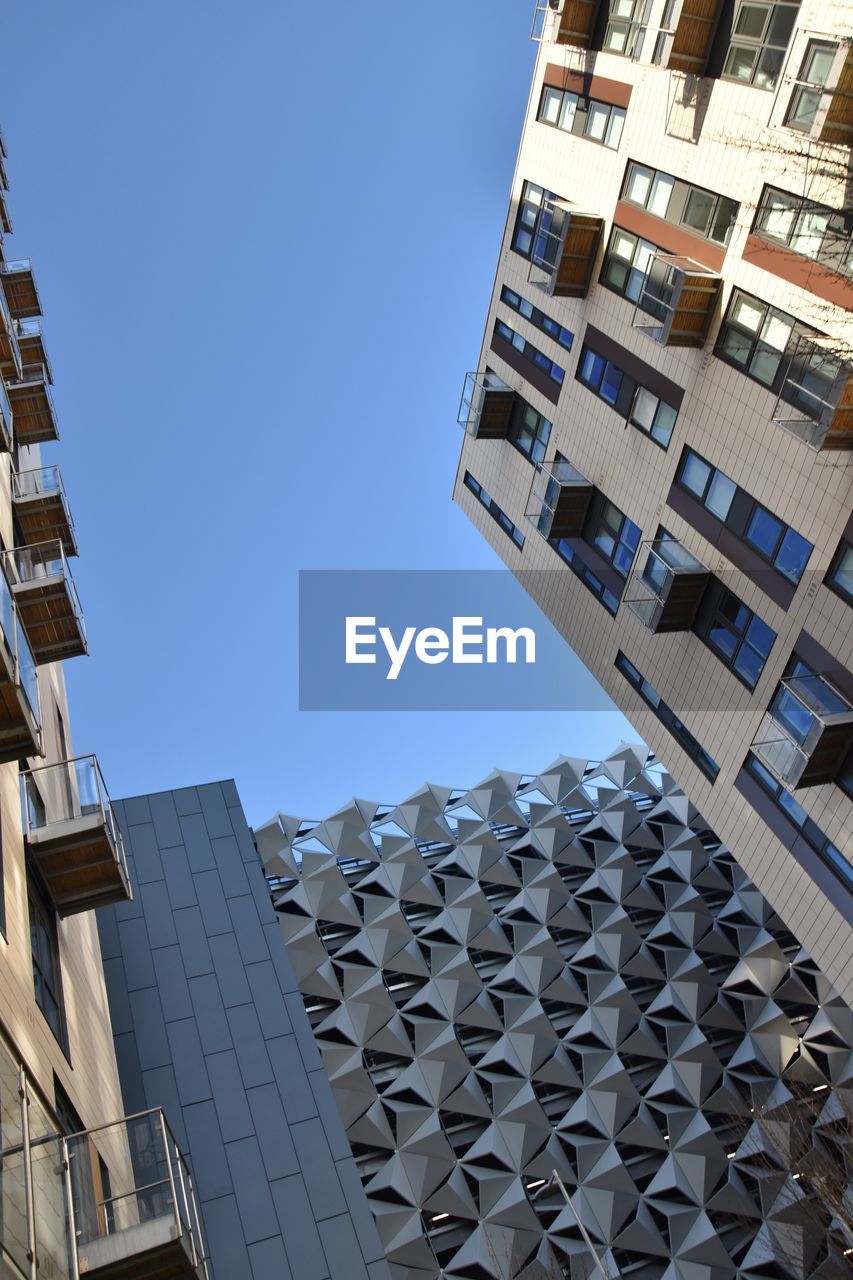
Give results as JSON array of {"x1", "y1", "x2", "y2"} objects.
[{"x1": 98, "y1": 780, "x2": 390, "y2": 1280}]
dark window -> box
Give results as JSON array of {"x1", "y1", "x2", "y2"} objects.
[
  {"x1": 753, "y1": 186, "x2": 853, "y2": 280},
  {"x1": 744, "y1": 754, "x2": 852, "y2": 892},
  {"x1": 825, "y1": 539, "x2": 853, "y2": 605},
  {"x1": 577, "y1": 342, "x2": 678, "y2": 448},
  {"x1": 500, "y1": 286, "x2": 573, "y2": 349},
  {"x1": 603, "y1": 0, "x2": 649, "y2": 58},
  {"x1": 600, "y1": 226, "x2": 662, "y2": 305},
  {"x1": 493, "y1": 320, "x2": 565, "y2": 387},
  {"x1": 694, "y1": 582, "x2": 776, "y2": 689},
  {"x1": 512, "y1": 181, "x2": 556, "y2": 262},
  {"x1": 507, "y1": 397, "x2": 552, "y2": 464},
  {"x1": 676, "y1": 447, "x2": 813, "y2": 584},
  {"x1": 29, "y1": 881, "x2": 65, "y2": 1047},
  {"x1": 615, "y1": 652, "x2": 720, "y2": 781},
  {"x1": 715, "y1": 287, "x2": 799, "y2": 389},
  {"x1": 537, "y1": 84, "x2": 626, "y2": 149},
  {"x1": 463, "y1": 472, "x2": 524, "y2": 550},
  {"x1": 621, "y1": 162, "x2": 739, "y2": 247},
  {"x1": 549, "y1": 538, "x2": 620, "y2": 615},
  {"x1": 585, "y1": 495, "x2": 641, "y2": 579},
  {"x1": 722, "y1": 0, "x2": 800, "y2": 90},
  {"x1": 785, "y1": 40, "x2": 837, "y2": 130}
]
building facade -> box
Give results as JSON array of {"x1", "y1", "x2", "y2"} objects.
[
  {"x1": 256, "y1": 746, "x2": 853, "y2": 1280},
  {"x1": 0, "y1": 132, "x2": 207, "y2": 1280},
  {"x1": 452, "y1": 0, "x2": 853, "y2": 1002},
  {"x1": 98, "y1": 780, "x2": 392, "y2": 1280}
]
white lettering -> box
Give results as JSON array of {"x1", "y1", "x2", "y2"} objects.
[
  {"x1": 452, "y1": 616, "x2": 484, "y2": 664},
  {"x1": 346, "y1": 617, "x2": 377, "y2": 664},
  {"x1": 379, "y1": 626, "x2": 417, "y2": 681},
  {"x1": 486, "y1": 626, "x2": 536, "y2": 665}
]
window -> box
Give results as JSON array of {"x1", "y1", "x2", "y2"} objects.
[
  {"x1": 500, "y1": 287, "x2": 574, "y2": 350},
  {"x1": 507, "y1": 398, "x2": 552, "y2": 464},
  {"x1": 493, "y1": 320, "x2": 565, "y2": 387},
  {"x1": 676, "y1": 448, "x2": 813, "y2": 584},
  {"x1": 826, "y1": 539, "x2": 853, "y2": 605},
  {"x1": 694, "y1": 583, "x2": 776, "y2": 689},
  {"x1": 600, "y1": 227, "x2": 661, "y2": 304},
  {"x1": 550, "y1": 539, "x2": 620, "y2": 614},
  {"x1": 512, "y1": 182, "x2": 555, "y2": 261},
  {"x1": 616, "y1": 652, "x2": 720, "y2": 781},
  {"x1": 576, "y1": 342, "x2": 678, "y2": 448},
  {"x1": 463, "y1": 473, "x2": 524, "y2": 549},
  {"x1": 715, "y1": 288, "x2": 796, "y2": 388},
  {"x1": 29, "y1": 881, "x2": 64, "y2": 1046},
  {"x1": 753, "y1": 186, "x2": 853, "y2": 280},
  {"x1": 786, "y1": 40, "x2": 837, "y2": 131},
  {"x1": 722, "y1": 0, "x2": 800, "y2": 90},
  {"x1": 745, "y1": 754, "x2": 853, "y2": 892},
  {"x1": 537, "y1": 84, "x2": 627, "y2": 149},
  {"x1": 603, "y1": 0, "x2": 649, "y2": 58},
  {"x1": 586, "y1": 497, "x2": 641, "y2": 579},
  {"x1": 621, "y1": 163, "x2": 739, "y2": 247}
]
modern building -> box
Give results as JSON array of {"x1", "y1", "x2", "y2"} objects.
[
  {"x1": 0, "y1": 131, "x2": 207, "y2": 1280},
  {"x1": 97, "y1": 780, "x2": 392, "y2": 1280},
  {"x1": 256, "y1": 746, "x2": 853, "y2": 1280},
  {"x1": 452, "y1": 0, "x2": 853, "y2": 1003}
]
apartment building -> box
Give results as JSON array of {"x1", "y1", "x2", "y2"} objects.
[
  {"x1": 256, "y1": 746, "x2": 853, "y2": 1280},
  {"x1": 453, "y1": 0, "x2": 853, "y2": 1003},
  {"x1": 0, "y1": 132, "x2": 207, "y2": 1279}
]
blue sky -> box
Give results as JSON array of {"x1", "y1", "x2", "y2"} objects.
[{"x1": 1, "y1": 1, "x2": 634, "y2": 822}]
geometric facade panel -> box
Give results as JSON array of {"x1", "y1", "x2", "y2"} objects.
[{"x1": 256, "y1": 748, "x2": 853, "y2": 1280}]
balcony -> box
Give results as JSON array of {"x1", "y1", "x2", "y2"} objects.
[
  {"x1": 4, "y1": 364, "x2": 59, "y2": 444},
  {"x1": 0, "y1": 269, "x2": 21, "y2": 379},
  {"x1": 68, "y1": 1110, "x2": 208, "y2": 1280},
  {"x1": 545, "y1": 0, "x2": 601, "y2": 48},
  {"x1": 0, "y1": 373, "x2": 13, "y2": 454},
  {"x1": 458, "y1": 371, "x2": 517, "y2": 439},
  {"x1": 0, "y1": 258, "x2": 41, "y2": 318},
  {"x1": 5, "y1": 541, "x2": 87, "y2": 663},
  {"x1": 527, "y1": 198, "x2": 603, "y2": 298},
  {"x1": 525, "y1": 460, "x2": 594, "y2": 538},
  {"x1": 625, "y1": 538, "x2": 711, "y2": 632},
  {"x1": 633, "y1": 253, "x2": 721, "y2": 347},
  {"x1": 751, "y1": 674, "x2": 853, "y2": 790},
  {"x1": 0, "y1": 569, "x2": 41, "y2": 762},
  {"x1": 21, "y1": 755, "x2": 131, "y2": 915},
  {"x1": 0, "y1": 187, "x2": 10, "y2": 235},
  {"x1": 773, "y1": 332, "x2": 852, "y2": 451},
  {"x1": 666, "y1": 0, "x2": 722, "y2": 74},
  {"x1": 785, "y1": 41, "x2": 853, "y2": 147},
  {"x1": 14, "y1": 316, "x2": 52, "y2": 380},
  {"x1": 13, "y1": 467, "x2": 78, "y2": 555}
]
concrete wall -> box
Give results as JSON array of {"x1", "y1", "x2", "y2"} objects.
[{"x1": 97, "y1": 779, "x2": 391, "y2": 1280}]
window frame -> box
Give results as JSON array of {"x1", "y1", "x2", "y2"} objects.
[
  {"x1": 600, "y1": 226, "x2": 663, "y2": 306},
  {"x1": 500, "y1": 286, "x2": 574, "y2": 350},
  {"x1": 621, "y1": 162, "x2": 739, "y2": 248},
  {"x1": 585, "y1": 496, "x2": 641, "y2": 581},
  {"x1": 493, "y1": 319, "x2": 565, "y2": 387},
  {"x1": 615, "y1": 652, "x2": 720, "y2": 781},
  {"x1": 745, "y1": 753, "x2": 853, "y2": 891},
  {"x1": 752, "y1": 185, "x2": 852, "y2": 281},
  {"x1": 825, "y1": 539, "x2": 853, "y2": 605},
  {"x1": 694, "y1": 583, "x2": 777, "y2": 690},
  {"x1": 784, "y1": 39, "x2": 838, "y2": 131},
  {"x1": 721, "y1": 0, "x2": 800, "y2": 91},
  {"x1": 536, "y1": 83, "x2": 627, "y2": 150},
  {"x1": 576, "y1": 340, "x2": 678, "y2": 450},
  {"x1": 463, "y1": 472, "x2": 525, "y2": 550},
  {"x1": 29, "y1": 877, "x2": 66, "y2": 1050}
]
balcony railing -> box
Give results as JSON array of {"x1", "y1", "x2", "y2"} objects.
[
  {"x1": 527, "y1": 197, "x2": 603, "y2": 298},
  {"x1": 21, "y1": 755, "x2": 131, "y2": 915},
  {"x1": 458, "y1": 371, "x2": 517, "y2": 439},
  {"x1": 0, "y1": 267, "x2": 22, "y2": 379},
  {"x1": 14, "y1": 316, "x2": 52, "y2": 380},
  {"x1": 0, "y1": 567, "x2": 41, "y2": 762},
  {"x1": 12, "y1": 467, "x2": 78, "y2": 555},
  {"x1": 625, "y1": 538, "x2": 711, "y2": 632},
  {"x1": 4, "y1": 540, "x2": 87, "y2": 663},
  {"x1": 633, "y1": 253, "x2": 721, "y2": 347},
  {"x1": 4, "y1": 364, "x2": 59, "y2": 444},
  {"x1": 525, "y1": 460, "x2": 594, "y2": 539},
  {"x1": 0, "y1": 371, "x2": 13, "y2": 454},
  {"x1": 69, "y1": 1110, "x2": 208, "y2": 1280},
  {"x1": 0, "y1": 258, "x2": 41, "y2": 318},
  {"x1": 773, "y1": 332, "x2": 852, "y2": 451},
  {"x1": 751, "y1": 674, "x2": 853, "y2": 790}
]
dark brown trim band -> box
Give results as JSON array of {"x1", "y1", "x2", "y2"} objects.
[
  {"x1": 543, "y1": 62, "x2": 632, "y2": 108},
  {"x1": 490, "y1": 332, "x2": 561, "y2": 406},
  {"x1": 742, "y1": 234, "x2": 853, "y2": 312},
  {"x1": 584, "y1": 323, "x2": 685, "y2": 408},
  {"x1": 613, "y1": 200, "x2": 726, "y2": 273}
]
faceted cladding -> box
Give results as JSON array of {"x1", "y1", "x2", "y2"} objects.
[{"x1": 255, "y1": 747, "x2": 853, "y2": 1280}]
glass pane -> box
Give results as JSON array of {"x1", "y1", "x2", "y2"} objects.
[
  {"x1": 803, "y1": 42, "x2": 836, "y2": 86},
  {"x1": 724, "y1": 45, "x2": 757, "y2": 82},
  {"x1": 706, "y1": 471, "x2": 736, "y2": 520},
  {"x1": 611, "y1": 230, "x2": 636, "y2": 261},
  {"x1": 586, "y1": 103, "x2": 609, "y2": 141},
  {"x1": 734, "y1": 645, "x2": 764, "y2": 687},
  {"x1": 600, "y1": 362, "x2": 623, "y2": 404},
  {"x1": 626, "y1": 165, "x2": 652, "y2": 206},
  {"x1": 683, "y1": 189, "x2": 715, "y2": 235},
  {"x1": 787, "y1": 84, "x2": 821, "y2": 131},
  {"x1": 790, "y1": 207, "x2": 829, "y2": 258},
  {"x1": 710, "y1": 197, "x2": 738, "y2": 245},
  {"x1": 750, "y1": 345, "x2": 783, "y2": 385},
  {"x1": 731, "y1": 294, "x2": 764, "y2": 332},
  {"x1": 746, "y1": 506, "x2": 783, "y2": 556},
  {"x1": 559, "y1": 94, "x2": 578, "y2": 132},
  {"x1": 540, "y1": 88, "x2": 562, "y2": 123},
  {"x1": 680, "y1": 452, "x2": 710, "y2": 497},
  {"x1": 766, "y1": 4, "x2": 796, "y2": 46},
  {"x1": 775, "y1": 528, "x2": 812, "y2": 581},
  {"x1": 755, "y1": 46, "x2": 783, "y2": 89},
  {"x1": 652, "y1": 402, "x2": 677, "y2": 446},
  {"x1": 631, "y1": 387, "x2": 658, "y2": 430},
  {"x1": 606, "y1": 108, "x2": 625, "y2": 148},
  {"x1": 581, "y1": 349, "x2": 605, "y2": 387},
  {"x1": 709, "y1": 625, "x2": 739, "y2": 660},
  {"x1": 759, "y1": 190, "x2": 798, "y2": 241},
  {"x1": 830, "y1": 546, "x2": 853, "y2": 597},
  {"x1": 648, "y1": 174, "x2": 674, "y2": 217},
  {"x1": 734, "y1": 4, "x2": 768, "y2": 38},
  {"x1": 772, "y1": 686, "x2": 816, "y2": 745}
]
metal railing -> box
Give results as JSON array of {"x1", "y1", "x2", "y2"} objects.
[
  {"x1": 13, "y1": 464, "x2": 69, "y2": 505},
  {"x1": 625, "y1": 537, "x2": 708, "y2": 630},
  {"x1": 457, "y1": 370, "x2": 513, "y2": 435},
  {"x1": 525, "y1": 459, "x2": 591, "y2": 538},
  {"x1": 751, "y1": 674, "x2": 853, "y2": 790},
  {"x1": 4, "y1": 539, "x2": 86, "y2": 640}
]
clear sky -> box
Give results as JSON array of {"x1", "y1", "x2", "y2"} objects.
[{"x1": 1, "y1": 0, "x2": 636, "y2": 823}]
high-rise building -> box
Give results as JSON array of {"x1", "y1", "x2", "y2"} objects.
[
  {"x1": 256, "y1": 747, "x2": 853, "y2": 1280},
  {"x1": 452, "y1": 1, "x2": 853, "y2": 1002},
  {"x1": 0, "y1": 131, "x2": 208, "y2": 1280}
]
